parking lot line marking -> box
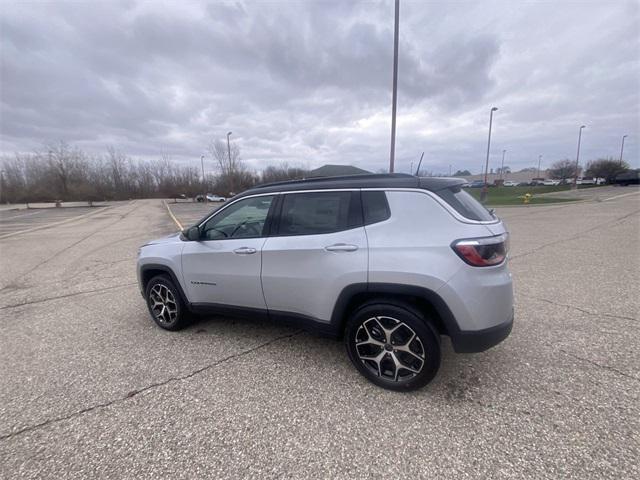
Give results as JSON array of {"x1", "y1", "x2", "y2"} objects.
[
  {"x1": 603, "y1": 191, "x2": 640, "y2": 202},
  {"x1": 163, "y1": 201, "x2": 183, "y2": 230},
  {"x1": 0, "y1": 206, "x2": 111, "y2": 240}
]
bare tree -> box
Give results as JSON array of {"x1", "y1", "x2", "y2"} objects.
[
  {"x1": 548, "y1": 159, "x2": 581, "y2": 180},
  {"x1": 586, "y1": 158, "x2": 630, "y2": 183},
  {"x1": 208, "y1": 138, "x2": 245, "y2": 195}
]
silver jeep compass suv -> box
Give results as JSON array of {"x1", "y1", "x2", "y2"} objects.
[{"x1": 137, "y1": 174, "x2": 513, "y2": 391}]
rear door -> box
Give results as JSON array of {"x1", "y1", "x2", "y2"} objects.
[
  {"x1": 261, "y1": 190, "x2": 367, "y2": 322},
  {"x1": 181, "y1": 194, "x2": 276, "y2": 308}
]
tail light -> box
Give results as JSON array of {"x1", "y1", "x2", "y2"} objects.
[{"x1": 452, "y1": 233, "x2": 509, "y2": 267}]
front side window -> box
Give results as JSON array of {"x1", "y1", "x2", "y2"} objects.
[
  {"x1": 277, "y1": 191, "x2": 361, "y2": 236},
  {"x1": 201, "y1": 195, "x2": 274, "y2": 240}
]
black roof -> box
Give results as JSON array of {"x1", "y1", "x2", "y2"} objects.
[{"x1": 238, "y1": 173, "x2": 465, "y2": 198}]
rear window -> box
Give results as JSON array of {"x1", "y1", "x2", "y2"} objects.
[
  {"x1": 435, "y1": 186, "x2": 494, "y2": 221},
  {"x1": 277, "y1": 191, "x2": 362, "y2": 236}
]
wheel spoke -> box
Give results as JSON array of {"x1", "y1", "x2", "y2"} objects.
[
  {"x1": 395, "y1": 343, "x2": 425, "y2": 361},
  {"x1": 356, "y1": 338, "x2": 385, "y2": 348}
]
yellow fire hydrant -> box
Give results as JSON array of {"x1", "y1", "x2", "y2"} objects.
[{"x1": 523, "y1": 193, "x2": 532, "y2": 204}]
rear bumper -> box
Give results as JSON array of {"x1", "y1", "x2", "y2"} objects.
[{"x1": 450, "y1": 310, "x2": 513, "y2": 353}]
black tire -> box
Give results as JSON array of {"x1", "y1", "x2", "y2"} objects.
[
  {"x1": 345, "y1": 302, "x2": 441, "y2": 391},
  {"x1": 144, "y1": 274, "x2": 189, "y2": 331}
]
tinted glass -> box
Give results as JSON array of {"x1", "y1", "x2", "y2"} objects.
[
  {"x1": 362, "y1": 191, "x2": 390, "y2": 224},
  {"x1": 435, "y1": 186, "x2": 494, "y2": 221},
  {"x1": 278, "y1": 191, "x2": 361, "y2": 236},
  {"x1": 201, "y1": 195, "x2": 274, "y2": 240}
]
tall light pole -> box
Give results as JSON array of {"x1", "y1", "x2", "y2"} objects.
[
  {"x1": 619, "y1": 134, "x2": 628, "y2": 166},
  {"x1": 481, "y1": 107, "x2": 498, "y2": 202},
  {"x1": 500, "y1": 150, "x2": 506, "y2": 180},
  {"x1": 226, "y1": 131, "x2": 233, "y2": 195},
  {"x1": 573, "y1": 125, "x2": 586, "y2": 189},
  {"x1": 201, "y1": 155, "x2": 206, "y2": 198},
  {"x1": 537, "y1": 154, "x2": 542, "y2": 180},
  {"x1": 389, "y1": 0, "x2": 400, "y2": 173}
]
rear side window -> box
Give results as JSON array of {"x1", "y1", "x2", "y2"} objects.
[
  {"x1": 435, "y1": 186, "x2": 494, "y2": 221},
  {"x1": 277, "y1": 191, "x2": 362, "y2": 236},
  {"x1": 362, "y1": 191, "x2": 391, "y2": 224}
]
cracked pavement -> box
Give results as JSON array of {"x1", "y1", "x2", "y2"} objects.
[{"x1": 0, "y1": 193, "x2": 639, "y2": 479}]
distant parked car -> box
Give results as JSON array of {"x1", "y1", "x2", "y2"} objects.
[
  {"x1": 502, "y1": 180, "x2": 518, "y2": 187},
  {"x1": 543, "y1": 179, "x2": 560, "y2": 186},
  {"x1": 469, "y1": 180, "x2": 485, "y2": 188},
  {"x1": 206, "y1": 194, "x2": 226, "y2": 203},
  {"x1": 614, "y1": 170, "x2": 640, "y2": 186},
  {"x1": 195, "y1": 194, "x2": 205, "y2": 203}
]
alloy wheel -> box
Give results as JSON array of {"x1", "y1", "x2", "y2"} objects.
[
  {"x1": 149, "y1": 284, "x2": 178, "y2": 326},
  {"x1": 354, "y1": 316, "x2": 426, "y2": 382}
]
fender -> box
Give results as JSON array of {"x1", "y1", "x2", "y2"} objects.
[
  {"x1": 329, "y1": 282, "x2": 458, "y2": 336},
  {"x1": 139, "y1": 263, "x2": 190, "y2": 307},
  {"x1": 329, "y1": 282, "x2": 512, "y2": 353}
]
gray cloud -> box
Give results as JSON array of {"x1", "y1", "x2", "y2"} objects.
[{"x1": 1, "y1": 0, "x2": 638, "y2": 174}]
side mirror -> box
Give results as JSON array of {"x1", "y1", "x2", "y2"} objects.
[{"x1": 183, "y1": 226, "x2": 201, "y2": 241}]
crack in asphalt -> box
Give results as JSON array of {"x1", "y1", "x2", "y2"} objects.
[
  {"x1": 510, "y1": 209, "x2": 640, "y2": 261},
  {"x1": 558, "y1": 349, "x2": 640, "y2": 383},
  {"x1": 530, "y1": 296, "x2": 637, "y2": 322},
  {"x1": 0, "y1": 330, "x2": 303, "y2": 442},
  {"x1": 0, "y1": 282, "x2": 137, "y2": 310}
]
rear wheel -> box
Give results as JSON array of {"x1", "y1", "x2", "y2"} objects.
[
  {"x1": 345, "y1": 303, "x2": 441, "y2": 391},
  {"x1": 145, "y1": 275, "x2": 189, "y2": 331}
]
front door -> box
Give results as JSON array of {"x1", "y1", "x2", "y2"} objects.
[{"x1": 181, "y1": 194, "x2": 276, "y2": 308}]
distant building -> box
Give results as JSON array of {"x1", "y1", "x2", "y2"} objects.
[{"x1": 307, "y1": 164, "x2": 371, "y2": 178}]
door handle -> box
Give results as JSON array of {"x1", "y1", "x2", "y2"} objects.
[
  {"x1": 324, "y1": 243, "x2": 358, "y2": 252},
  {"x1": 233, "y1": 247, "x2": 257, "y2": 255}
]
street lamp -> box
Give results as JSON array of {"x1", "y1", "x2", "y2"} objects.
[
  {"x1": 201, "y1": 155, "x2": 206, "y2": 199},
  {"x1": 389, "y1": 0, "x2": 400, "y2": 173},
  {"x1": 573, "y1": 125, "x2": 586, "y2": 189},
  {"x1": 620, "y1": 134, "x2": 628, "y2": 166},
  {"x1": 226, "y1": 131, "x2": 233, "y2": 195},
  {"x1": 537, "y1": 154, "x2": 543, "y2": 180},
  {"x1": 481, "y1": 107, "x2": 498, "y2": 202},
  {"x1": 500, "y1": 150, "x2": 506, "y2": 180}
]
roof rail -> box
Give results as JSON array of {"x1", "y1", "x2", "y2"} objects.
[{"x1": 253, "y1": 173, "x2": 414, "y2": 189}]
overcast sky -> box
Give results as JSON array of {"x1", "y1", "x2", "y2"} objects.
[{"x1": 1, "y1": 0, "x2": 639, "y2": 174}]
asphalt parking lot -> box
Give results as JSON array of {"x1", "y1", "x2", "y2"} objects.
[
  {"x1": 0, "y1": 189, "x2": 638, "y2": 479},
  {"x1": 0, "y1": 207, "x2": 103, "y2": 238}
]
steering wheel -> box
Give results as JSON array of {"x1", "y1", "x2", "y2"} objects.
[
  {"x1": 205, "y1": 228, "x2": 228, "y2": 239},
  {"x1": 230, "y1": 221, "x2": 261, "y2": 238}
]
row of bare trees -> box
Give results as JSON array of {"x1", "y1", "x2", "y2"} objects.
[
  {"x1": 547, "y1": 158, "x2": 631, "y2": 183},
  {"x1": 0, "y1": 141, "x2": 308, "y2": 204}
]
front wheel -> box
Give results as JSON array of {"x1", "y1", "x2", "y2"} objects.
[
  {"x1": 145, "y1": 275, "x2": 189, "y2": 331},
  {"x1": 345, "y1": 303, "x2": 441, "y2": 391}
]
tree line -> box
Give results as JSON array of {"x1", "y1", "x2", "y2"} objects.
[
  {"x1": 0, "y1": 141, "x2": 308, "y2": 203},
  {"x1": 547, "y1": 158, "x2": 632, "y2": 183}
]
